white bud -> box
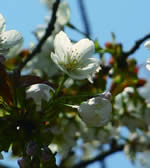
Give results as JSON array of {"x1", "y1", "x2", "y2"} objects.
[
  {"x1": 78, "y1": 96, "x2": 112, "y2": 127},
  {"x1": 26, "y1": 84, "x2": 54, "y2": 111}
]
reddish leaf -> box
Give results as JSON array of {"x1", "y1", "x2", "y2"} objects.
[
  {"x1": 19, "y1": 75, "x2": 53, "y2": 88},
  {"x1": 0, "y1": 63, "x2": 13, "y2": 106},
  {"x1": 110, "y1": 78, "x2": 146, "y2": 96},
  {"x1": 136, "y1": 79, "x2": 146, "y2": 88}
]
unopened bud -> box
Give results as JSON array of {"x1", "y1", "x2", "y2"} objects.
[
  {"x1": 105, "y1": 42, "x2": 113, "y2": 49},
  {"x1": 78, "y1": 94, "x2": 112, "y2": 127},
  {"x1": 109, "y1": 56, "x2": 115, "y2": 65}
]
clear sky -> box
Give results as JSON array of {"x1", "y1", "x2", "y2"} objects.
[{"x1": 0, "y1": 0, "x2": 150, "y2": 167}]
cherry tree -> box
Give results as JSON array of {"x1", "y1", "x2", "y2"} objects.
[{"x1": 0, "y1": 0, "x2": 150, "y2": 168}]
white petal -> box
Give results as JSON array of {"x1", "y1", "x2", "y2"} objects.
[
  {"x1": 54, "y1": 31, "x2": 72, "y2": 62},
  {"x1": 51, "y1": 52, "x2": 66, "y2": 72},
  {"x1": 0, "y1": 14, "x2": 6, "y2": 33},
  {"x1": 26, "y1": 83, "x2": 54, "y2": 111},
  {"x1": 146, "y1": 58, "x2": 150, "y2": 71},
  {"x1": 79, "y1": 57, "x2": 99, "y2": 68},
  {"x1": 64, "y1": 58, "x2": 100, "y2": 80},
  {"x1": 0, "y1": 30, "x2": 23, "y2": 49},
  {"x1": 68, "y1": 64, "x2": 96, "y2": 80},
  {"x1": 72, "y1": 39, "x2": 95, "y2": 60},
  {"x1": 144, "y1": 41, "x2": 150, "y2": 50},
  {"x1": 67, "y1": 70, "x2": 88, "y2": 80}
]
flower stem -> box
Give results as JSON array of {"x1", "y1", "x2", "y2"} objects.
[{"x1": 54, "y1": 74, "x2": 67, "y2": 98}]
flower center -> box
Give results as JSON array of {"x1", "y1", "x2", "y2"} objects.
[{"x1": 63, "y1": 47, "x2": 81, "y2": 71}]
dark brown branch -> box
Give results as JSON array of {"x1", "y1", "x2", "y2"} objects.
[
  {"x1": 72, "y1": 144, "x2": 124, "y2": 168},
  {"x1": 123, "y1": 33, "x2": 150, "y2": 58},
  {"x1": 15, "y1": 0, "x2": 60, "y2": 75},
  {"x1": 77, "y1": 0, "x2": 91, "y2": 38}
]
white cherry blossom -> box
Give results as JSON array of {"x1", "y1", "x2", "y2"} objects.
[
  {"x1": 26, "y1": 84, "x2": 54, "y2": 111},
  {"x1": 0, "y1": 14, "x2": 22, "y2": 54},
  {"x1": 51, "y1": 31, "x2": 101, "y2": 82}
]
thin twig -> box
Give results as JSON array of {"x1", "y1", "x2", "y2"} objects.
[
  {"x1": 77, "y1": 0, "x2": 91, "y2": 38},
  {"x1": 15, "y1": 0, "x2": 60, "y2": 75},
  {"x1": 73, "y1": 144, "x2": 124, "y2": 168},
  {"x1": 123, "y1": 33, "x2": 150, "y2": 58}
]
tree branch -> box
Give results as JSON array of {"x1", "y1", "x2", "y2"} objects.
[
  {"x1": 72, "y1": 144, "x2": 124, "y2": 168},
  {"x1": 123, "y1": 32, "x2": 150, "y2": 58},
  {"x1": 77, "y1": 0, "x2": 91, "y2": 38},
  {"x1": 15, "y1": 0, "x2": 60, "y2": 75}
]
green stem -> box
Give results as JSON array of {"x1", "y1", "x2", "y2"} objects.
[
  {"x1": 54, "y1": 75, "x2": 67, "y2": 98},
  {"x1": 56, "y1": 93, "x2": 97, "y2": 103},
  {"x1": 43, "y1": 75, "x2": 67, "y2": 116}
]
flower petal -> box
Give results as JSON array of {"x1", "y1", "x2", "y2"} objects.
[
  {"x1": 144, "y1": 41, "x2": 150, "y2": 50},
  {"x1": 68, "y1": 59, "x2": 100, "y2": 80},
  {"x1": 26, "y1": 83, "x2": 54, "y2": 111},
  {"x1": 146, "y1": 58, "x2": 150, "y2": 71},
  {"x1": 79, "y1": 57, "x2": 99, "y2": 68},
  {"x1": 72, "y1": 39, "x2": 95, "y2": 60},
  {"x1": 51, "y1": 52, "x2": 66, "y2": 72},
  {"x1": 0, "y1": 30, "x2": 23, "y2": 49},
  {"x1": 0, "y1": 14, "x2": 6, "y2": 33},
  {"x1": 54, "y1": 31, "x2": 72, "y2": 62}
]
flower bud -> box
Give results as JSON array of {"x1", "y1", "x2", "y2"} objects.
[
  {"x1": 78, "y1": 95, "x2": 112, "y2": 127},
  {"x1": 26, "y1": 83, "x2": 54, "y2": 111},
  {"x1": 109, "y1": 56, "x2": 115, "y2": 65},
  {"x1": 105, "y1": 42, "x2": 113, "y2": 49}
]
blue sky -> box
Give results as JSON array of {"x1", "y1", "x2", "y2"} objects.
[{"x1": 0, "y1": 0, "x2": 150, "y2": 167}]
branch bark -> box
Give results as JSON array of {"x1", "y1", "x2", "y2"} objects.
[
  {"x1": 77, "y1": 0, "x2": 91, "y2": 38},
  {"x1": 123, "y1": 32, "x2": 150, "y2": 58},
  {"x1": 72, "y1": 144, "x2": 124, "y2": 168}
]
